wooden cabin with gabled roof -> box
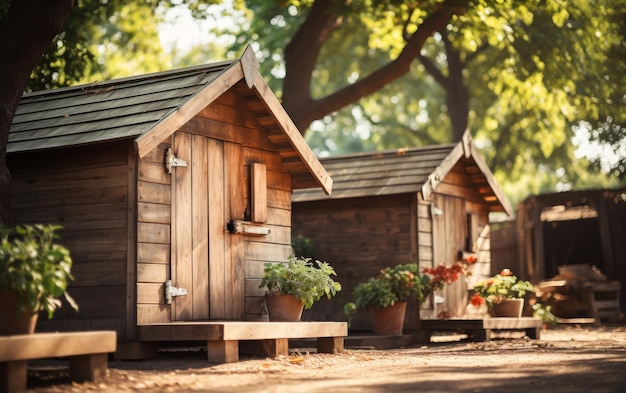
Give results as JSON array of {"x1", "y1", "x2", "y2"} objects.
[
  {"x1": 292, "y1": 130, "x2": 512, "y2": 332},
  {"x1": 7, "y1": 46, "x2": 347, "y2": 363}
]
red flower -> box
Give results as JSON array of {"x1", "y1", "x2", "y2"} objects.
[
  {"x1": 470, "y1": 292, "x2": 484, "y2": 306},
  {"x1": 464, "y1": 255, "x2": 477, "y2": 264}
]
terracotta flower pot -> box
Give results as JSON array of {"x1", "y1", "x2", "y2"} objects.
[
  {"x1": 265, "y1": 293, "x2": 305, "y2": 322},
  {"x1": 491, "y1": 298, "x2": 524, "y2": 318},
  {"x1": 0, "y1": 290, "x2": 39, "y2": 335},
  {"x1": 367, "y1": 302, "x2": 407, "y2": 336}
]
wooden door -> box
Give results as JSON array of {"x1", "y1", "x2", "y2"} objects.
[
  {"x1": 171, "y1": 132, "x2": 245, "y2": 321},
  {"x1": 431, "y1": 194, "x2": 468, "y2": 317}
]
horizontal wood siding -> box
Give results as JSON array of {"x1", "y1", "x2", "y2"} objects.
[
  {"x1": 292, "y1": 193, "x2": 415, "y2": 329},
  {"x1": 7, "y1": 140, "x2": 132, "y2": 337},
  {"x1": 136, "y1": 142, "x2": 172, "y2": 325}
]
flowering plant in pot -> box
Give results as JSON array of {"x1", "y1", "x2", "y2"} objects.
[
  {"x1": 259, "y1": 256, "x2": 342, "y2": 321},
  {"x1": 472, "y1": 269, "x2": 534, "y2": 317},
  {"x1": 344, "y1": 256, "x2": 477, "y2": 335},
  {"x1": 0, "y1": 224, "x2": 79, "y2": 335}
]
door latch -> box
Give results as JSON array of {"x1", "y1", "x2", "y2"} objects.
[{"x1": 165, "y1": 280, "x2": 188, "y2": 304}]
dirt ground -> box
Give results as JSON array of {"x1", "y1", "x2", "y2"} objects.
[{"x1": 27, "y1": 322, "x2": 626, "y2": 393}]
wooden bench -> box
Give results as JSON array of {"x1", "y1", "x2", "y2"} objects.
[
  {"x1": 0, "y1": 331, "x2": 117, "y2": 393},
  {"x1": 138, "y1": 321, "x2": 347, "y2": 363},
  {"x1": 419, "y1": 317, "x2": 543, "y2": 342}
]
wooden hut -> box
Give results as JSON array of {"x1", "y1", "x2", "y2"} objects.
[
  {"x1": 497, "y1": 189, "x2": 626, "y2": 319},
  {"x1": 7, "y1": 47, "x2": 346, "y2": 362},
  {"x1": 292, "y1": 131, "x2": 512, "y2": 332}
]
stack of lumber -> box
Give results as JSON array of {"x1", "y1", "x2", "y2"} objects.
[{"x1": 537, "y1": 264, "x2": 621, "y2": 321}]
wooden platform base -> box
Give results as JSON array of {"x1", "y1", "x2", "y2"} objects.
[
  {"x1": 138, "y1": 321, "x2": 347, "y2": 364},
  {"x1": 0, "y1": 331, "x2": 117, "y2": 393},
  {"x1": 419, "y1": 317, "x2": 543, "y2": 342}
]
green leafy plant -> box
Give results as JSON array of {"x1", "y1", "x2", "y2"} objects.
[
  {"x1": 472, "y1": 269, "x2": 534, "y2": 308},
  {"x1": 532, "y1": 302, "x2": 559, "y2": 327},
  {"x1": 344, "y1": 257, "x2": 479, "y2": 315},
  {"x1": 345, "y1": 264, "x2": 429, "y2": 312},
  {"x1": 259, "y1": 256, "x2": 342, "y2": 309},
  {"x1": 0, "y1": 224, "x2": 78, "y2": 318}
]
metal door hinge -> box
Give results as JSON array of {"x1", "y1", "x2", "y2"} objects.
[
  {"x1": 165, "y1": 280, "x2": 188, "y2": 304},
  {"x1": 165, "y1": 148, "x2": 188, "y2": 174}
]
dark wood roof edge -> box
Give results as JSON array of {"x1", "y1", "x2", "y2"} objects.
[{"x1": 420, "y1": 129, "x2": 512, "y2": 215}]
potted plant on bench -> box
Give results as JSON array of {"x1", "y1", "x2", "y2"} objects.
[
  {"x1": 0, "y1": 224, "x2": 78, "y2": 335},
  {"x1": 344, "y1": 257, "x2": 478, "y2": 335},
  {"x1": 472, "y1": 269, "x2": 534, "y2": 318},
  {"x1": 343, "y1": 263, "x2": 427, "y2": 335},
  {"x1": 260, "y1": 256, "x2": 342, "y2": 321}
]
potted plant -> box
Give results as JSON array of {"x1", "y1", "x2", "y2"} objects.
[
  {"x1": 472, "y1": 269, "x2": 534, "y2": 317},
  {"x1": 344, "y1": 263, "x2": 427, "y2": 335},
  {"x1": 0, "y1": 224, "x2": 79, "y2": 335},
  {"x1": 259, "y1": 256, "x2": 342, "y2": 321},
  {"x1": 345, "y1": 257, "x2": 478, "y2": 335}
]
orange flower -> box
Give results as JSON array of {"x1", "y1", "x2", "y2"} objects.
[
  {"x1": 470, "y1": 292, "x2": 484, "y2": 306},
  {"x1": 464, "y1": 255, "x2": 477, "y2": 264},
  {"x1": 500, "y1": 269, "x2": 513, "y2": 276}
]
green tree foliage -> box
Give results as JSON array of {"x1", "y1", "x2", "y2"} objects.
[
  {"x1": 28, "y1": 0, "x2": 173, "y2": 90},
  {"x1": 1, "y1": 0, "x2": 624, "y2": 226},
  {"x1": 227, "y1": 0, "x2": 625, "y2": 194}
]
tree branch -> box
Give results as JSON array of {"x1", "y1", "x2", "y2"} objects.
[
  {"x1": 287, "y1": 0, "x2": 467, "y2": 133},
  {"x1": 283, "y1": 0, "x2": 339, "y2": 118}
]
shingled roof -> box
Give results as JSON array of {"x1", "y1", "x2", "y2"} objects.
[
  {"x1": 292, "y1": 130, "x2": 511, "y2": 215},
  {"x1": 9, "y1": 46, "x2": 332, "y2": 194}
]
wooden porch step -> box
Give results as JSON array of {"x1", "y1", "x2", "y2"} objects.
[
  {"x1": 138, "y1": 321, "x2": 347, "y2": 364},
  {"x1": 419, "y1": 317, "x2": 543, "y2": 342},
  {"x1": 0, "y1": 331, "x2": 117, "y2": 393}
]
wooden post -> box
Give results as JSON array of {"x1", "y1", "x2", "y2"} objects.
[
  {"x1": 207, "y1": 340, "x2": 239, "y2": 364},
  {"x1": 317, "y1": 337, "x2": 344, "y2": 354}
]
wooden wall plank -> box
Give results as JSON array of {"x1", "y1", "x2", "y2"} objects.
[
  {"x1": 137, "y1": 222, "x2": 170, "y2": 244},
  {"x1": 138, "y1": 160, "x2": 169, "y2": 184},
  {"x1": 137, "y1": 202, "x2": 170, "y2": 224},
  {"x1": 137, "y1": 304, "x2": 171, "y2": 324},
  {"x1": 191, "y1": 134, "x2": 209, "y2": 319},
  {"x1": 208, "y1": 138, "x2": 226, "y2": 318},
  {"x1": 225, "y1": 142, "x2": 245, "y2": 319},
  {"x1": 172, "y1": 131, "x2": 193, "y2": 320},
  {"x1": 251, "y1": 162, "x2": 267, "y2": 223},
  {"x1": 137, "y1": 243, "x2": 170, "y2": 264},
  {"x1": 245, "y1": 242, "x2": 291, "y2": 262},
  {"x1": 137, "y1": 263, "x2": 168, "y2": 283},
  {"x1": 138, "y1": 181, "x2": 171, "y2": 205},
  {"x1": 137, "y1": 283, "x2": 165, "y2": 304}
]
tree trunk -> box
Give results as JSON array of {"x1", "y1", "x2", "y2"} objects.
[
  {"x1": 418, "y1": 29, "x2": 469, "y2": 143},
  {"x1": 0, "y1": 0, "x2": 74, "y2": 224},
  {"x1": 442, "y1": 34, "x2": 469, "y2": 142}
]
